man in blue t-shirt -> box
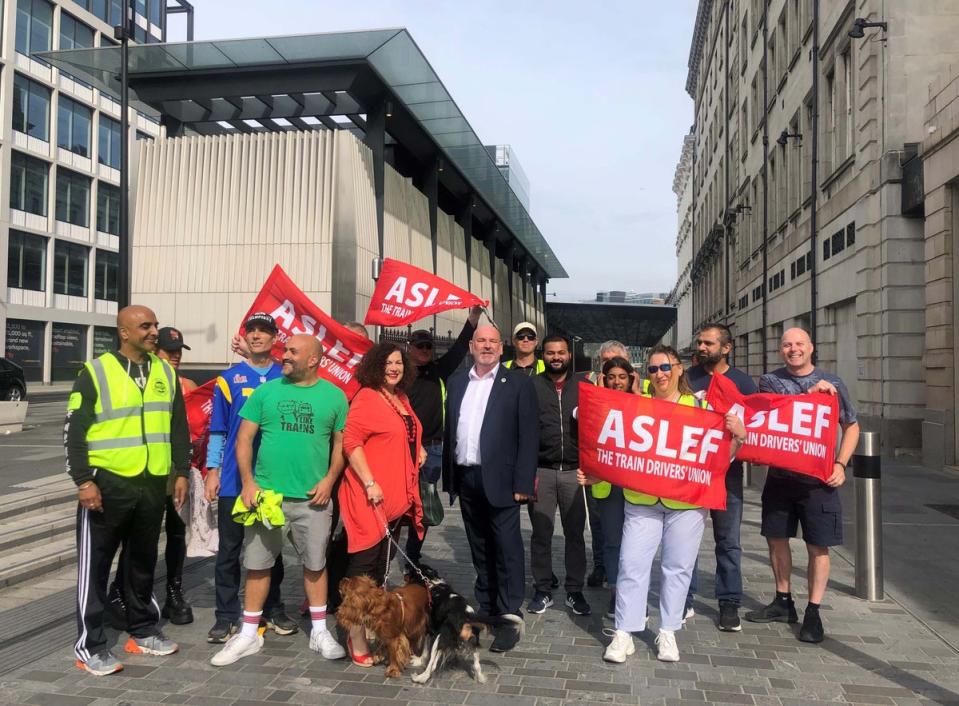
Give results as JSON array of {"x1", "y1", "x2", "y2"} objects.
[
  {"x1": 203, "y1": 312, "x2": 296, "y2": 643},
  {"x1": 685, "y1": 323, "x2": 758, "y2": 634},
  {"x1": 745, "y1": 327, "x2": 859, "y2": 644}
]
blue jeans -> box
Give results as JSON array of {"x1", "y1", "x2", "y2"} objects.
[
  {"x1": 595, "y1": 486, "x2": 625, "y2": 586},
  {"x1": 687, "y1": 468, "x2": 744, "y2": 607},
  {"x1": 405, "y1": 441, "x2": 443, "y2": 566}
]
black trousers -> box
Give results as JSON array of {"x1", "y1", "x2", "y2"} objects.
[
  {"x1": 75, "y1": 470, "x2": 166, "y2": 661},
  {"x1": 344, "y1": 518, "x2": 404, "y2": 586},
  {"x1": 114, "y1": 495, "x2": 185, "y2": 596},
  {"x1": 215, "y1": 496, "x2": 284, "y2": 622},
  {"x1": 457, "y1": 465, "x2": 525, "y2": 617}
]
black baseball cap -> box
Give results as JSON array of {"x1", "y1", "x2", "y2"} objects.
[
  {"x1": 409, "y1": 329, "x2": 433, "y2": 346},
  {"x1": 244, "y1": 312, "x2": 278, "y2": 333},
  {"x1": 157, "y1": 327, "x2": 190, "y2": 351}
]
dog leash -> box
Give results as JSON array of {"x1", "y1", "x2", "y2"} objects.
[{"x1": 373, "y1": 506, "x2": 432, "y2": 588}]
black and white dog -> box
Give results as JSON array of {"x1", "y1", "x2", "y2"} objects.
[{"x1": 411, "y1": 578, "x2": 490, "y2": 684}]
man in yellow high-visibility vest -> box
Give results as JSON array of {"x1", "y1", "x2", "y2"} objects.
[{"x1": 65, "y1": 305, "x2": 191, "y2": 676}]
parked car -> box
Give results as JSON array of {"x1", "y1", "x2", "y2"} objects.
[{"x1": 0, "y1": 359, "x2": 27, "y2": 401}]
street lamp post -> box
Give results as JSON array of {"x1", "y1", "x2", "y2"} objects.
[{"x1": 114, "y1": 22, "x2": 131, "y2": 310}]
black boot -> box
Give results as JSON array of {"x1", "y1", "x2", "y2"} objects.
[
  {"x1": 161, "y1": 577, "x2": 194, "y2": 625},
  {"x1": 105, "y1": 582, "x2": 127, "y2": 631}
]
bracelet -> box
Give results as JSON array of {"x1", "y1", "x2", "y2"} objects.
[
  {"x1": 835, "y1": 460, "x2": 847, "y2": 469},
  {"x1": 364, "y1": 479, "x2": 376, "y2": 489}
]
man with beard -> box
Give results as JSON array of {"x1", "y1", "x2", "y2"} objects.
[
  {"x1": 527, "y1": 335, "x2": 591, "y2": 617},
  {"x1": 684, "y1": 323, "x2": 758, "y2": 632}
]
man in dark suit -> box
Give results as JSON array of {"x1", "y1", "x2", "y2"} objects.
[{"x1": 443, "y1": 324, "x2": 539, "y2": 653}]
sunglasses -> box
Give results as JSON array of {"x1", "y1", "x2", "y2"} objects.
[
  {"x1": 412, "y1": 342, "x2": 433, "y2": 350},
  {"x1": 647, "y1": 363, "x2": 675, "y2": 374},
  {"x1": 515, "y1": 333, "x2": 537, "y2": 341}
]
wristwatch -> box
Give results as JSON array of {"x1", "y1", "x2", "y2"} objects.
[{"x1": 364, "y1": 479, "x2": 376, "y2": 489}]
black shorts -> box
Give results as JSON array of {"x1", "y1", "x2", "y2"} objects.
[{"x1": 760, "y1": 471, "x2": 843, "y2": 547}]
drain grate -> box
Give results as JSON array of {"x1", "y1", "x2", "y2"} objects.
[{"x1": 927, "y1": 504, "x2": 959, "y2": 520}]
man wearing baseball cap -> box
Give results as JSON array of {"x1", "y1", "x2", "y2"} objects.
[
  {"x1": 504, "y1": 322, "x2": 545, "y2": 376},
  {"x1": 204, "y1": 313, "x2": 297, "y2": 642}
]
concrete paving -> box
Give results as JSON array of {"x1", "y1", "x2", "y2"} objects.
[{"x1": 0, "y1": 457, "x2": 958, "y2": 705}]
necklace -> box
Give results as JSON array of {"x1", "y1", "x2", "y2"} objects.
[{"x1": 125, "y1": 356, "x2": 149, "y2": 389}]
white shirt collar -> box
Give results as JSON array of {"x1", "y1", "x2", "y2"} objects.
[{"x1": 468, "y1": 363, "x2": 500, "y2": 381}]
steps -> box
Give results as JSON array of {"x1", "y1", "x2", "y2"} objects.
[{"x1": 0, "y1": 476, "x2": 79, "y2": 588}]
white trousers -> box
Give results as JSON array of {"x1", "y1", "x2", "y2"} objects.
[{"x1": 615, "y1": 502, "x2": 707, "y2": 632}]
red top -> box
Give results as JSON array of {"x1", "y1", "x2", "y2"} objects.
[{"x1": 341, "y1": 387, "x2": 424, "y2": 553}]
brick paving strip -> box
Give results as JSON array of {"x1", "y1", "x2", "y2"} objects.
[{"x1": 2, "y1": 487, "x2": 959, "y2": 706}]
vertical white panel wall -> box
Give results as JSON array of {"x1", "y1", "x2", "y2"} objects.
[
  {"x1": 132, "y1": 131, "x2": 336, "y2": 365},
  {"x1": 132, "y1": 129, "x2": 543, "y2": 361}
]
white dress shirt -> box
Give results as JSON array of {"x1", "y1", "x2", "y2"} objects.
[{"x1": 455, "y1": 363, "x2": 500, "y2": 466}]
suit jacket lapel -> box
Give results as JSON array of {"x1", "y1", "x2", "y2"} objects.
[{"x1": 480, "y1": 368, "x2": 508, "y2": 437}]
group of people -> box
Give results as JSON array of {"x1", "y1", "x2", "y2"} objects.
[{"x1": 66, "y1": 304, "x2": 859, "y2": 677}]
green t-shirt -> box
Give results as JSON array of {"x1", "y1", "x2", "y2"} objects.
[{"x1": 239, "y1": 377, "x2": 348, "y2": 499}]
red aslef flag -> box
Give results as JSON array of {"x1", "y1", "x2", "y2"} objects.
[
  {"x1": 705, "y1": 372, "x2": 839, "y2": 482},
  {"x1": 364, "y1": 258, "x2": 488, "y2": 327},
  {"x1": 577, "y1": 383, "x2": 732, "y2": 510}
]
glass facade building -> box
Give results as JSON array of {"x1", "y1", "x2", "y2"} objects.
[{"x1": 1, "y1": 0, "x2": 165, "y2": 383}]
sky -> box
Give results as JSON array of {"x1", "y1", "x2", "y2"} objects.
[{"x1": 171, "y1": 1, "x2": 698, "y2": 301}]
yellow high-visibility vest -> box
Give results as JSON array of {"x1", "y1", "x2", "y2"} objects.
[
  {"x1": 591, "y1": 377, "x2": 650, "y2": 499},
  {"x1": 69, "y1": 352, "x2": 175, "y2": 477},
  {"x1": 505, "y1": 358, "x2": 546, "y2": 374}
]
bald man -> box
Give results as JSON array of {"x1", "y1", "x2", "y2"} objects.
[
  {"x1": 211, "y1": 333, "x2": 349, "y2": 666},
  {"x1": 66, "y1": 305, "x2": 191, "y2": 676},
  {"x1": 442, "y1": 325, "x2": 539, "y2": 653},
  {"x1": 745, "y1": 327, "x2": 860, "y2": 644}
]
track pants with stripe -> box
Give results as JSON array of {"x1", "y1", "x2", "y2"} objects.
[{"x1": 75, "y1": 470, "x2": 167, "y2": 660}]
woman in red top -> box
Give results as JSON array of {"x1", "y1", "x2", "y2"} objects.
[{"x1": 340, "y1": 341, "x2": 425, "y2": 665}]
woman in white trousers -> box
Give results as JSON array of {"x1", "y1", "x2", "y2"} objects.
[{"x1": 583, "y1": 344, "x2": 744, "y2": 663}]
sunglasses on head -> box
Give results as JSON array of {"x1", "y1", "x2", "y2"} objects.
[
  {"x1": 413, "y1": 342, "x2": 433, "y2": 350},
  {"x1": 515, "y1": 333, "x2": 536, "y2": 341},
  {"x1": 647, "y1": 363, "x2": 675, "y2": 374}
]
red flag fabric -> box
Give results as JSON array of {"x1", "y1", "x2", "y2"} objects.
[
  {"x1": 705, "y1": 372, "x2": 839, "y2": 482},
  {"x1": 577, "y1": 383, "x2": 732, "y2": 510},
  {"x1": 364, "y1": 258, "x2": 488, "y2": 327},
  {"x1": 184, "y1": 379, "x2": 215, "y2": 473},
  {"x1": 241, "y1": 265, "x2": 372, "y2": 399}
]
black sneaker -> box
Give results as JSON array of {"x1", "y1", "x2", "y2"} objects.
[
  {"x1": 718, "y1": 601, "x2": 742, "y2": 632},
  {"x1": 606, "y1": 590, "x2": 616, "y2": 620},
  {"x1": 105, "y1": 583, "x2": 127, "y2": 631},
  {"x1": 798, "y1": 610, "x2": 825, "y2": 643},
  {"x1": 206, "y1": 618, "x2": 237, "y2": 643},
  {"x1": 587, "y1": 566, "x2": 606, "y2": 588},
  {"x1": 565, "y1": 592, "x2": 591, "y2": 616},
  {"x1": 745, "y1": 598, "x2": 799, "y2": 624},
  {"x1": 265, "y1": 607, "x2": 299, "y2": 636},
  {"x1": 550, "y1": 573, "x2": 560, "y2": 590},
  {"x1": 527, "y1": 591, "x2": 553, "y2": 614},
  {"x1": 489, "y1": 613, "x2": 524, "y2": 653}
]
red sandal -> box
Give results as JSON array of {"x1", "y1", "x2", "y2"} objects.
[{"x1": 347, "y1": 635, "x2": 373, "y2": 667}]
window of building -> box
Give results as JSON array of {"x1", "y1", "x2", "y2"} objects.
[
  {"x1": 59, "y1": 12, "x2": 93, "y2": 49},
  {"x1": 831, "y1": 229, "x2": 845, "y2": 256},
  {"x1": 15, "y1": 0, "x2": 53, "y2": 57},
  {"x1": 148, "y1": 0, "x2": 161, "y2": 25},
  {"x1": 847, "y1": 220, "x2": 856, "y2": 246},
  {"x1": 791, "y1": 261, "x2": 796, "y2": 279},
  {"x1": 96, "y1": 181, "x2": 120, "y2": 234},
  {"x1": 55, "y1": 168, "x2": 90, "y2": 227},
  {"x1": 12, "y1": 73, "x2": 51, "y2": 141},
  {"x1": 7, "y1": 230, "x2": 46, "y2": 291},
  {"x1": 135, "y1": 130, "x2": 154, "y2": 141},
  {"x1": 53, "y1": 240, "x2": 88, "y2": 296},
  {"x1": 94, "y1": 249, "x2": 118, "y2": 301},
  {"x1": 77, "y1": 0, "x2": 122, "y2": 25},
  {"x1": 824, "y1": 67, "x2": 836, "y2": 173},
  {"x1": 841, "y1": 48, "x2": 853, "y2": 160},
  {"x1": 98, "y1": 115, "x2": 121, "y2": 169},
  {"x1": 10, "y1": 151, "x2": 49, "y2": 216},
  {"x1": 740, "y1": 12, "x2": 749, "y2": 70},
  {"x1": 806, "y1": 251, "x2": 813, "y2": 271},
  {"x1": 51, "y1": 322, "x2": 87, "y2": 381},
  {"x1": 823, "y1": 238, "x2": 831, "y2": 260},
  {"x1": 57, "y1": 96, "x2": 92, "y2": 157}
]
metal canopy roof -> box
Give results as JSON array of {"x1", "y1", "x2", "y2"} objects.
[
  {"x1": 545, "y1": 301, "x2": 676, "y2": 348},
  {"x1": 38, "y1": 29, "x2": 567, "y2": 278}
]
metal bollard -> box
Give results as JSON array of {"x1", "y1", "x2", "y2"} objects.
[
  {"x1": 853, "y1": 431, "x2": 883, "y2": 601},
  {"x1": 742, "y1": 461, "x2": 753, "y2": 487}
]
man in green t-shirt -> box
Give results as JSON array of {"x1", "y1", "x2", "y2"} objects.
[{"x1": 211, "y1": 334, "x2": 349, "y2": 667}]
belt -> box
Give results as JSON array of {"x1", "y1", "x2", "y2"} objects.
[{"x1": 423, "y1": 438, "x2": 443, "y2": 445}]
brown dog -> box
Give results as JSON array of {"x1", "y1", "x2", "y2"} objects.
[{"x1": 337, "y1": 575, "x2": 430, "y2": 677}]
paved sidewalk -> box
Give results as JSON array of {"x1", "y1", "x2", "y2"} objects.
[{"x1": 2, "y1": 467, "x2": 959, "y2": 705}]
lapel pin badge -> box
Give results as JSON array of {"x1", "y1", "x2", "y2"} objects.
[{"x1": 500, "y1": 377, "x2": 506, "y2": 383}]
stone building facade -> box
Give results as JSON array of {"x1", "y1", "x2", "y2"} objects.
[{"x1": 679, "y1": 0, "x2": 959, "y2": 458}]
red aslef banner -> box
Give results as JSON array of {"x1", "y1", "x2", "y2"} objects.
[
  {"x1": 242, "y1": 265, "x2": 372, "y2": 399},
  {"x1": 184, "y1": 379, "x2": 215, "y2": 473},
  {"x1": 364, "y1": 258, "x2": 488, "y2": 327},
  {"x1": 705, "y1": 372, "x2": 839, "y2": 482},
  {"x1": 577, "y1": 383, "x2": 732, "y2": 510}
]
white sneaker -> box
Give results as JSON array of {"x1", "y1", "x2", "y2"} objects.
[
  {"x1": 310, "y1": 629, "x2": 346, "y2": 660},
  {"x1": 602, "y1": 629, "x2": 635, "y2": 663},
  {"x1": 210, "y1": 633, "x2": 263, "y2": 666},
  {"x1": 682, "y1": 607, "x2": 695, "y2": 624},
  {"x1": 655, "y1": 628, "x2": 680, "y2": 662}
]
